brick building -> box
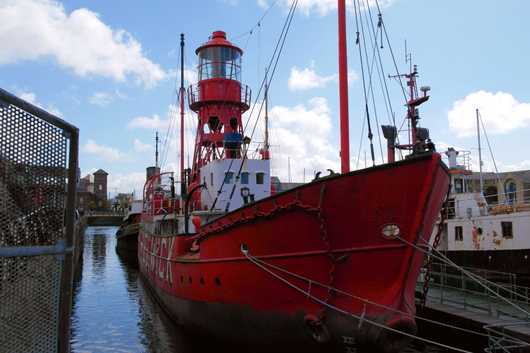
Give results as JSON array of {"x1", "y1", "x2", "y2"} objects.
[
  {"x1": 93, "y1": 169, "x2": 108, "y2": 203},
  {"x1": 76, "y1": 169, "x2": 108, "y2": 211}
]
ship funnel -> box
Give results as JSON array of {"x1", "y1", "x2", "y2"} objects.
[{"x1": 445, "y1": 148, "x2": 459, "y2": 169}]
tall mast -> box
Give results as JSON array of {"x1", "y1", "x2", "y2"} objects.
[
  {"x1": 476, "y1": 108, "x2": 484, "y2": 195},
  {"x1": 338, "y1": 0, "x2": 350, "y2": 173},
  {"x1": 155, "y1": 131, "x2": 159, "y2": 168},
  {"x1": 264, "y1": 79, "x2": 270, "y2": 158},
  {"x1": 180, "y1": 33, "x2": 186, "y2": 195}
]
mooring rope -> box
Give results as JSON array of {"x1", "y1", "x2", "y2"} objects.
[{"x1": 240, "y1": 245, "x2": 473, "y2": 353}]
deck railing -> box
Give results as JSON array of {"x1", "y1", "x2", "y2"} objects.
[{"x1": 418, "y1": 263, "x2": 530, "y2": 320}]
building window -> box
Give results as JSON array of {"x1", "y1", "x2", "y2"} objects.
[
  {"x1": 256, "y1": 172, "x2": 265, "y2": 185},
  {"x1": 484, "y1": 185, "x2": 498, "y2": 205},
  {"x1": 210, "y1": 173, "x2": 214, "y2": 186},
  {"x1": 98, "y1": 184, "x2": 103, "y2": 191},
  {"x1": 455, "y1": 226, "x2": 463, "y2": 241},
  {"x1": 224, "y1": 172, "x2": 234, "y2": 184},
  {"x1": 524, "y1": 183, "x2": 530, "y2": 204},
  {"x1": 505, "y1": 180, "x2": 517, "y2": 204},
  {"x1": 241, "y1": 172, "x2": 249, "y2": 184},
  {"x1": 501, "y1": 221, "x2": 513, "y2": 239}
]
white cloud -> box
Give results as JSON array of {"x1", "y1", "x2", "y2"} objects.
[
  {"x1": 348, "y1": 70, "x2": 359, "y2": 82},
  {"x1": 288, "y1": 65, "x2": 336, "y2": 91},
  {"x1": 107, "y1": 172, "x2": 146, "y2": 197},
  {"x1": 0, "y1": 0, "x2": 165, "y2": 87},
  {"x1": 448, "y1": 91, "x2": 530, "y2": 137},
  {"x1": 133, "y1": 138, "x2": 152, "y2": 153},
  {"x1": 83, "y1": 139, "x2": 124, "y2": 162},
  {"x1": 287, "y1": 63, "x2": 358, "y2": 91},
  {"x1": 258, "y1": 0, "x2": 395, "y2": 16},
  {"x1": 16, "y1": 90, "x2": 62, "y2": 116},
  {"x1": 89, "y1": 90, "x2": 126, "y2": 107},
  {"x1": 128, "y1": 104, "x2": 178, "y2": 130},
  {"x1": 128, "y1": 114, "x2": 169, "y2": 130},
  {"x1": 167, "y1": 67, "x2": 198, "y2": 86},
  {"x1": 266, "y1": 97, "x2": 339, "y2": 181}
]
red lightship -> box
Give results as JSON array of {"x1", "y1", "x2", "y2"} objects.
[{"x1": 138, "y1": 4, "x2": 450, "y2": 352}]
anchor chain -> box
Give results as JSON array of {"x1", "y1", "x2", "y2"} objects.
[
  {"x1": 421, "y1": 187, "x2": 451, "y2": 307},
  {"x1": 315, "y1": 184, "x2": 338, "y2": 312},
  {"x1": 198, "y1": 182, "x2": 337, "y2": 319}
]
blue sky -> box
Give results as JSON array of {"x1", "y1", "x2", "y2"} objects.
[{"x1": 1, "y1": 0, "x2": 530, "y2": 195}]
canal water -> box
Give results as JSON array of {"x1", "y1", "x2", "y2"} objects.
[{"x1": 70, "y1": 227, "x2": 454, "y2": 353}]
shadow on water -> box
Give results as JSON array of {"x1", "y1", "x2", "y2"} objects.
[{"x1": 70, "y1": 226, "x2": 471, "y2": 353}]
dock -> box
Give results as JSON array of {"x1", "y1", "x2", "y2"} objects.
[
  {"x1": 82, "y1": 211, "x2": 124, "y2": 227},
  {"x1": 417, "y1": 263, "x2": 530, "y2": 352}
]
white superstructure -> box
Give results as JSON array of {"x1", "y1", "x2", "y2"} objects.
[{"x1": 200, "y1": 158, "x2": 271, "y2": 212}]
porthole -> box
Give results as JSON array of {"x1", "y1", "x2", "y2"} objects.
[{"x1": 381, "y1": 224, "x2": 400, "y2": 238}]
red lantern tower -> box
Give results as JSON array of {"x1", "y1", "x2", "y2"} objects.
[{"x1": 187, "y1": 31, "x2": 251, "y2": 187}]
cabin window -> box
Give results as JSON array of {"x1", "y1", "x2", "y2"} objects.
[
  {"x1": 455, "y1": 226, "x2": 463, "y2": 241},
  {"x1": 241, "y1": 172, "x2": 249, "y2": 184},
  {"x1": 224, "y1": 172, "x2": 234, "y2": 184},
  {"x1": 446, "y1": 198, "x2": 455, "y2": 219},
  {"x1": 454, "y1": 178, "x2": 463, "y2": 193},
  {"x1": 501, "y1": 221, "x2": 513, "y2": 239},
  {"x1": 256, "y1": 172, "x2": 265, "y2": 185}
]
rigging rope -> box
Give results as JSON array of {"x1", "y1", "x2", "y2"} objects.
[
  {"x1": 358, "y1": 0, "x2": 385, "y2": 163},
  {"x1": 160, "y1": 55, "x2": 180, "y2": 169},
  {"x1": 225, "y1": 0, "x2": 298, "y2": 211},
  {"x1": 208, "y1": 0, "x2": 298, "y2": 213},
  {"x1": 353, "y1": 0, "x2": 376, "y2": 167},
  {"x1": 362, "y1": 0, "x2": 402, "y2": 154},
  {"x1": 478, "y1": 110, "x2": 504, "y2": 193},
  {"x1": 374, "y1": 0, "x2": 408, "y2": 105}
]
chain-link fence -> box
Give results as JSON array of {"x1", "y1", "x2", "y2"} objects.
[{"x1": 0, "y1": 88, "x2": 79, "y2": 353}]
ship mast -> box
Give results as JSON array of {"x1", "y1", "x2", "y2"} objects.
[
  {"x1": 476, "y1": 108, "x2": 484, "y2": 195},
  {"x1": 338, "y1": 0, "x2": 350, "y2": 173},
  {"x1": 260, "y1": 76, "x2": 271, "y2": 160},
  {"x1": 155, "y1": 131, "x2": 159, "y2": 169},
  {"x1": 264, "y1": 81, "x2": 270, "y2": 157},
  {"x1": 180, "y1": 33, "x2": 186, "y2": 196}
]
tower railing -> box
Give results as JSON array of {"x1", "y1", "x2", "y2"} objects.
[{"x1": 187, "y1": 82, "x2": 251, "y2": 111}]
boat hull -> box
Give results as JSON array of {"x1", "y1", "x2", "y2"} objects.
[
  {"x1": 139, "y1": 153, "x2": 449, "y2": 352},
  {"x1": 116, "y1": 222, "x2": 139, "y2": 255}
]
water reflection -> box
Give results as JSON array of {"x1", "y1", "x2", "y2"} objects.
[{"x1": 70, "y1": 226, "x2": 457, "y2": 353}]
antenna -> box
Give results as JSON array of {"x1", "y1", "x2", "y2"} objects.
[
  {"x1": 155, "y1": 131, "x2": 159, "y2": 168},
  {"x1": 405, "y1": 40, "x2": 412, "y2": 73},
  {"x1": 288, "y1": 156, "x2": 291, "y2": 183},
  {"x1": 476, "y1": 108, "x2": 484, "y2": 196}
]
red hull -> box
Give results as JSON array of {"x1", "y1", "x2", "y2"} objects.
[{"x1": 138, "y1": 153, "x2": 449, "y2": 352}]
